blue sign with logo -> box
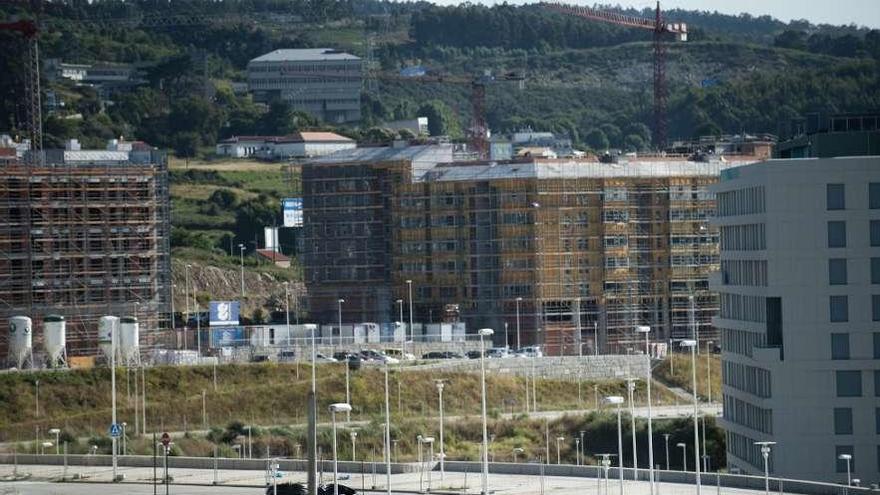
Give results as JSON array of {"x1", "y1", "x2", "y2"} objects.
[
  {"x1": 283, "y1": 198, "x2": 303, "y2": 227},
  {"x1": 209, "y1": 301, "x2": 240, "y2": 327},
  {"x1": 109, "y1": 423, "x2": 122, "y2": 437},
  {"x1": 210, "y1": 326, "x2": 245, "y2": 347}
]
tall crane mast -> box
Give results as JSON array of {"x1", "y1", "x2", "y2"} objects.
[{"x1": 545, "y1": 2, "x2": 688, "y2": 148}]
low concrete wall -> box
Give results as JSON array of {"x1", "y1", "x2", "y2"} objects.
[
  {"x1": 439, "y1": 461, "x2": 874, "y2": 495},
  {"x1": 0, "y1": 454, "x2": 417, "y2": 475},
  {"x1": 411, "y1": 354, "x2": 649, "y2": 381}
]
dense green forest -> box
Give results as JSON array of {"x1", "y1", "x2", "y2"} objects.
[{"x1": 0, "y1": 0, "x2": 878, "y2": 154}]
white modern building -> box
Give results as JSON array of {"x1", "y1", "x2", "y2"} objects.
[
  {"x1": 215, "y1": 132, "x2": 355, "y2": 160},
  {"x1": 711, "y1": 156, "x2": 880, "y2": 484},
  {"x1": 247, "y1": 48, "x2": 362, "y2": 123}
]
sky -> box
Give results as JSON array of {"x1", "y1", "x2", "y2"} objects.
[{"x1": 429, "y1": 0, "x2": 880, "y2": 29}]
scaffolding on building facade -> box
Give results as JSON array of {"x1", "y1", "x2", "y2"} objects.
[{"x1": 0, "y1": 157, "x2": 171, "y2": 359}]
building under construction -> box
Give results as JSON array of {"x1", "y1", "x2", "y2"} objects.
[
  {"x1": 302, "y1": 143, "x2": 767, "y2": 353},
  {"x1": 0, "y1": 141, "x2": 171, "y2": 360}
]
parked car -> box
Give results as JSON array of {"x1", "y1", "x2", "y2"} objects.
[
  {"x1": 486, "y1": 347, "x2": 511, "y2": 359},
  {"x1": 422, "y1": 351, "x2": 446, "y2": 359},
  {"x1": 440, "y1": 351, "x2": 464, "y2": 359},
  {"x1": 466, "y1": 350, "x2": 484, "y2": 359},
  {"x1": 383, "y1": 348, "x2": 416, "y2": 361},
  {"x1": 516, "y1": 346, "x2": 543, "y2": 358},
  {"x1": 314, "y1": 353, "x2": 337, "y2": 363},
  {"x1": 278, "y1": 350, "x2": 296, "y2": 362}
]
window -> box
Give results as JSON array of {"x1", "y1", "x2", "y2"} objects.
[
  {"x1": 836, "y1": 370, "x2": 862, "y2": 397},
  {"x1": 870, "y1": 182, "x2": 880, "y2": 209},
  {"x1": 828, "y1": 221, "x2": 847, "y2": 248},
  {"x1": 876, "y1": 408, "x2": 880, "y2": 434},
  {"x1": 830, "y1": 296, "x2": 848, "y2": 322},
  {"x1": 831, "y1": 333, "x2": 850, "y2": 360},
  {"x1": 875, "y1": 333, "x2": 880, "y2": 359},
  {"x1": 833, "y1": 408, "x2": 853, "y2": 435},
  {"x1": 829, "y1": 259, "x2": 848, "y2": 285},
  {"x1": 874, "y1": 295, "x2": 880, "y2": 322},
  {"x1": 836, "y1": 446, "x2": 855, "y2": 473},
  {"x1": 827, "y1": 184, "x2": 845, "y2": 210},
  {"x1": 876, "y1": 370, "x2": 880, "y2": 397},
  {"x1": 873, "y1": 258, "x2": 880, "y2": 284},
  {"x1": 872, "y1": 220, "x2": 880, "y2": 247}
]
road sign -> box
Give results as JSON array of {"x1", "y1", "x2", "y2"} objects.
[
  {"x1": 161, "y1": 432, "x2": 171, "y2": 447},
  {"x1": 109, "y1": 423, "x2": 122, "y2": 438}
]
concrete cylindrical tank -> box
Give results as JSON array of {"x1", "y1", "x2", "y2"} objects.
[
  {"x1": 98, "y1": 316, "x2": 119, "y2": 361},
  {"x1": 8, "y1": 316, "x2": 33, "y2": 368},
  {"x1": 43, "y1": 315, "x2": 66, "y2": 366},
  {"x1": 120, "y1": 316, "x2": 139, "y2": 363}
]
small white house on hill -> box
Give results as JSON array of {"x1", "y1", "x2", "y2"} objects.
[{"x1": 216, "y1": 132, "x2": 355, "y2": 160}]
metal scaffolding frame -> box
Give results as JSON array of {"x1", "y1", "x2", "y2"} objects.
[{"x1": 0, "y1": 158, "x2": 171, "y2": 360}]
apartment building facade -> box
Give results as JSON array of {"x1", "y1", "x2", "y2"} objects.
[
  {"x1": 711, "y1": 156, "x2": 880, "y2": 483},
  {"x1": 303, "y1": 144, "x2": 762, "y2": 350},
  {"x1": 247, "y1": 48, "x2": 362, "y2": 124}
]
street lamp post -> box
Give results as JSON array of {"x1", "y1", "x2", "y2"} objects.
[
  {"x1": 706, "y1": 341, "x2": 712, "y2": 403},
  {"x1": 238, "y1": 244, "x2": 245, "y2": 298},
  {"x1": 121, "y1": 423, "x2": 127, "y2": 456},
  {"x1": 406, "y1": 280, "x2": 414, "y2": 346},
  {"x1": 512, "y1": 447, "x2": 524, "y2": 463},
  {"x1": 435, "y1": 380, "x2": 446, "y2": 482},
  {"x1": 556, "y1": 436, "x2": 564, "y2": 465},
  {"x1": 626, "y1": 379, "x2": 638, "y2": 478},
  {"x1": 284, "y1": 282, "x2": 291, "y2": 348},
  {"x1": 637, "y1": 325, "x2": 655, "y2": 495},
  {"x1": 754, "y1": 441, "x2": 776, "y2": 495},
  {"x1": 663, "y1": 434, "x2": 671, "y2": 471},
  {"x1": 515, "y1": 297, "x2": 522, "y2": 350},
  {"x1": 185, "y1": 264, "x2": 192, "y2": 350},
  {"x1": 478, "y1": 328, "x2": 494, "y2": 495},
  {"x1": 337, "y1": 298, "x2": 350, "y2": 422},
  {"x1": 677, "y1": 443, "x2": 687, "y2": 471},
  {"x1": 306, "y1": 323, "x2": 319, "y2": 495},
  {"x1": 423, "y1": 436, "x2": 435, "y2": 492},
  {"x1": 606, "y1": 396, "x2": 625, "y2": 495},
  {"x1": 329, "y1": 403, "x2": 352, "y2": 495},
  {"x1": 48, "y1": 428, "x2": 60, "y2": 455},
  {"x1": 575, "y1": 437, "x2": 580, "y2": 466},
  {"x1": 110, "y1": 319, "x2": 119, "y2": 482},
  {"x1": 384, "y1": 362, "x2": 392, "y2": 495},
  {"x1": 579, "y1": 430, "x2": 586, "y2": 467},
  {"x1": 680, "y1": 339, "x2": 701, "y2": 495},
  {"x1": 839, "y1": 454, "x2": 852, "y2": 494},
  {"x1": 350, "y1": 431, "x2": 357, "y2": 462}
]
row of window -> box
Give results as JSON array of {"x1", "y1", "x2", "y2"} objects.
[
  {"x1": 831, "y1": 407, "x2": 880, "y2": 436},
  {"x1": 720, "y1": 224, "x2": 767, "y2": 251},
  {"x1": 717, "y1": 186, "x2": 766, "y2": 217},
  {"x1": 723, "y1": 394, "x2": 773, "y2": 434},
  {"x1": 721, "y1": 327, "x2": 765, "y2": 358},
  {"x1": 829, "y1": 257, "x2": 880, "y2": 285},
  {"x1": 719, "y1": 293, "x2": 767, "y2": 322},
  {"x1": 720, "y1": 259, "x2": 768, "y2": 286},
  {"x1": 826, "y1": 182, "x2": 880, "y2": 210},
  {"x1": 828, "y1": 220, "x2": 880, "y2": 248},
  {"x1": 722, "y1": 361, "x2": 772, "y2": 398},
  {"x1": 830, "y1": 332, "x2": 880, "y2": 360},
  {"x1": 835, "y1": 369, "x2": 880, "y2": 397}
]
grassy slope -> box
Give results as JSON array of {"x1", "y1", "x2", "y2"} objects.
[{"x1": 655, "y1": 354, "x2": 722, "y2": 403}]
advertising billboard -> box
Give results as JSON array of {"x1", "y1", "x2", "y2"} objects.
[
  {"x1": 209, "y1": 301, "x2": 240, "y2": 326},
  {"x1": 210, "y1": 326, "x2": 245, "y2": 347},
  {"x1": 283, "y1": 198, "x2": 303, "y2": 227}
]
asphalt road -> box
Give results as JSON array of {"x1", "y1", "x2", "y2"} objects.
[{"x1": 0, "y1": 482, "x2": 261, "y2": 495}]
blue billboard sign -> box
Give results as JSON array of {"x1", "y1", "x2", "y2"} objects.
[
  {"x1": 210, "y1": 326, "x2": 245, "y2": 347},
  {"x1": 283, "y1": 198, "x2": 303, "y2": 227},
  {"x1": 209, "y1": 301, "x2": 240, "y2": 326}
]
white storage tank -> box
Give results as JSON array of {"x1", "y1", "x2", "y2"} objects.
[
  {"x1": 120, "y1": 316, "x2": 140, "y2": 365},
  {"x1": 8, "y1": 316, "x2": 33, "y2": 369},
  {"x1": 98, "y1": 315, "x2": 119, "y2": 362},
  {"x1": 43, "y1": 315, "x2": 67, "y2": 368}
]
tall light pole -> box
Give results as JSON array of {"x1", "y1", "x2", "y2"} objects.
[
  {"x1": 110, "y1": 318, "x2": 118, "y2": 482},
  {"x1": 350, "y1": 430, "x2": 357, "y2": 462},
  {"x1": 478, "y1": 328, "x2": 494, "y2": 495},
  {"x1": 48, "y1": 428, "x2": 60, "y2": 455},
  {"x1": 677, "y1": 443, "x2": 687, "y2": 471},
  {"x1": 337, "y1": 298, "x2": 345, "y2": 349},
  {"x1": 383, "y1": 363, "x2": 391, "y2": 495},
  {"x1": 515, "y1": 297, "x2": 522, "y2": 350},
  {"x1": 606, "y1": 396, "x2": 625, "y2": 495},
  {"x1": 575, "y1": 437, "x2": 580, "y2": 466},
  {"x1": 626, "y1": 379, "x2": 638, "y2": 478},
  {"x1": 184, "y1": 264, "x2": 192, "y2": 350},
  {"x1": 422, "y1": 436, "x2": 435, "y2": 492},
  {"x1": 556, "y1": 436, "x2": 564, "y2": 465},
  {"x1": 406, "y1": 280, "x2": 414, "y2": 346},
  {"x1": 396, "y1": 299, "x2": 404, "y2": 325},
  {"x1": 34, "y1": 379, "x2": 39, "y2": 418},
  {"x1": 754, "y1": 441, "x2": 776, "y2": 495},
  {"x1": 579, "y1": 430, "x2": 586, "y2": 467},
  {"x1": 839, "y1": 454, "x2": 852, "y2": 494},
  {"x1": 680, "y1": 339, "x2": 701, "y2": 495},
  {"x1": 435, "y1": 380, "x2": 446, "y2": 482},
  {"x1": 663, "y1": 434, "x2": 671, "y2": 471},
  {"x1": 637, "y1": 325, "x2": 655, "y2": 495},
  {"x1": 329, "y1": 403, "x2": 352, "y2": 495},
  {"x1": 284, "y1": 282, "x2": 291, "y2": 348},
  {"x1": 306, "y1": 323, "x2": 318, "y2": 495},
  {"x1": 706, "y1": 341, "x2": 712, "y2": 403},
  {"x1": 238, "y1": 244, "x2": 245, "y2": 298},
  {"x1": 512, "y1": 447, "x2": 524, "y2": 463}
]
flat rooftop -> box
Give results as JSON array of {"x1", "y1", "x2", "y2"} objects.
[{"x1": 249, "y1": 48, "x2": 360, "y2": 63}]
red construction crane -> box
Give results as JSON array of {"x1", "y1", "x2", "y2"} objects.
[
  {"x1": 0, "y1": 19, "x2": 42, "y2": 164},
  {"x1": 544, "y1": 2, "x2": 688, "y2": 148}
]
